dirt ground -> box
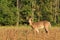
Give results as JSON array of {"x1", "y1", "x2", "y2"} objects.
[{"x1": 0, "y1": 27, "x2": 60, "y2": 40}]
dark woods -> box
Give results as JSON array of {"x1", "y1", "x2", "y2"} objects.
[{"x1": 0, "y1": 0, "x2": 60, "y2": 26}]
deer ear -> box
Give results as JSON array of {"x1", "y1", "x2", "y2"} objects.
[
  {"x1": 29, "y1": 16, "x2": 32, "y2": 18},
  {"x1": 26, "y1": 16, "x2": 31, "y2": 20},
  {"x1": 28, "y1": 16, "x2": 32, "y2": 20}
]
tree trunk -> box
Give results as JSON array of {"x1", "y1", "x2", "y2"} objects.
[
  {"x1": 16, "y1": 0, "x2": 19, "y2": 26},
  {"x1": 53, "y1": 0, "x2": 59, "y2": 24}
]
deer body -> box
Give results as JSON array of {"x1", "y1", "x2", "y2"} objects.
[{"x1": 29, "y1": 18, "x2": 51, "y2": 33}]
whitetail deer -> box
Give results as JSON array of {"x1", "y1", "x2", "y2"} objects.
[{"x1": 28, "y1": 17, "x2": 51, "y2": 34}]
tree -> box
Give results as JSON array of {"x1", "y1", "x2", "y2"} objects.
[{"x1": 16, "y1": 0, "x2": 19, "y2": 26}]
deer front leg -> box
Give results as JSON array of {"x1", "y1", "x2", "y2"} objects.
[{"x1": 34, "y1": 28, "x2": 39, "y2": 34}]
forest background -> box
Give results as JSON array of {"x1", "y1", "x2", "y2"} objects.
[{"x1": 0, "y1": 0, "x2": 60, "y2": 26}]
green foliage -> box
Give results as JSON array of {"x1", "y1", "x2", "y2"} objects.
[
  {"x1": 0, "y1": 0, "x2": 60, "y2": 26},
  {"x1": 0, "y1": 0, "x2": 17, "y2": 25}
]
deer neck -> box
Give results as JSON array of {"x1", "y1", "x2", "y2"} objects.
[{"x1": 29, "y1": 19, "x2": 33, "y2": 26}]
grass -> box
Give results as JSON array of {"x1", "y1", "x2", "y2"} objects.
[
  {"x1": 0, "y1": 25, "x2": 60, "y2": 40},
  {"x1": 0, "y1": 25, "x2": 60, "y2": 29}
]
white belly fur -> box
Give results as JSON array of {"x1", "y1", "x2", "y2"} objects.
[
  {"x1": 40, "y1": 26, "x2": 44, "y2": 28},
  {"x1": 38, "y1": 26, "x2": 44, "y2": 29},
  {"x1": 35, "y1": 26, "x2": 44, "y2": 30}
]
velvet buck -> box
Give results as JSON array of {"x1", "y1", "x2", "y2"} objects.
[{"x1": 28, "y1": 17, "x2": 51, "y2": 34}]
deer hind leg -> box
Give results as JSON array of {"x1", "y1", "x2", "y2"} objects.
[{"x1": 44, "y1": 27, "x2": 48, "y2": 33}]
